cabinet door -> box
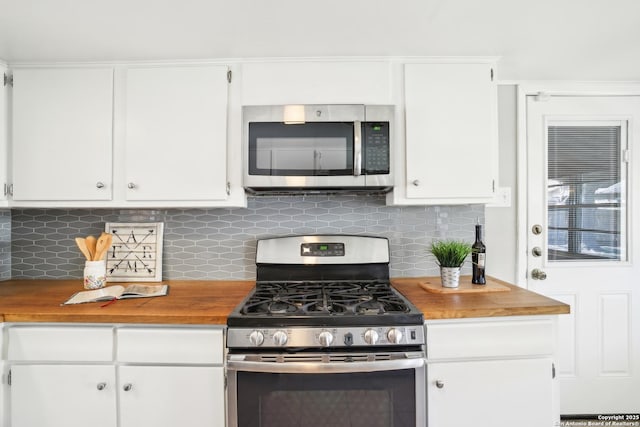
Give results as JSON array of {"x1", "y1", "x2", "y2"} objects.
[
  {"x1": 12, "y1": 67, "x2": 114, "y2": 201},
  {"x1": 427, "y1": 358, "x2": 553, "y2": 427},
  {"x1": 241, "y1": 61, "x2": 391, "y2": 105},
  {"x1": 10, "y1": 364, "x2": 116, "y2": 427},
  {"x1": 0, "y1": 65, "x2": 7, "y2": 203},
  {"x1": 119, "y1": 366, "x2": 224, "y2": 427},
  {"x1": 404, "y1": 63, "x2": 497, "y2": 203},
  {"x1": 124, "y1": 65, "x2": 229, "y2": 201}
]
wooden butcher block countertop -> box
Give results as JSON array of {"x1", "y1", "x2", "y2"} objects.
[
  {"x1": 392, "y1": 276, "x2": 570, "y2": 319},
  {"x1": 0, "y1": 277, "x2": 569, "y2": 324},
  {"x1": 0, "y1": 280, "x2": 255, "y2": 324}
]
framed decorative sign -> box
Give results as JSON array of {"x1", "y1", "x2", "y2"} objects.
[{"x1": 104, "y1": 222, "x2": 164, "y2": 282}]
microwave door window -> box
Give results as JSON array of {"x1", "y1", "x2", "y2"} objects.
[
  {"x1": 249, "y1": 122, "x2": 354, "y2": 176},
  {"x1": 256, "y1": 138, "x2": 348, "y2": 173}
]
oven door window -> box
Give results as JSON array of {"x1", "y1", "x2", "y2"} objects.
[
  {"x1": 248, "y1": 122, "x2": 354, "y2": 176},
  {"x1": 235, "y1": 369, "x2": 416, "y2": 427}
]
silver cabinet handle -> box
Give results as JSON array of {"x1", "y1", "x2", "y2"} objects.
[
  {"x1": 435, "y1": 380, "x2": 445, "y2": 389},
  {"x1": 532, "y1": 224, "x2": 543, "y2": 235},
  {"x1": 96, "y1": 182, "x2": 105, "y2": 189},
  {"x1": 412, "y1": 180, "x2": 420, "y2": 186},
  {"x1": 532, "y1": 247, "x2": 542, "y2": 257},
  {"x1": 96, "y1": 382, "x2": 107, "y2": 391},
  {"x1": 127, "y1": 183, "x2": 136, "y2": 189},
  {"x1": 123, "y1": 383, "x2": 133, "y2": 391},
  {"x1": 531, "y1": 269, "x2": 547, "y2": 280}
]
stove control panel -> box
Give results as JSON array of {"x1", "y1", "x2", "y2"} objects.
[
  {"x1": 227, "y1": 326, "x2": 425, "y2": 349},
  {"x1": 300, "y1": 242, "x2": 345, "y2": 257}
]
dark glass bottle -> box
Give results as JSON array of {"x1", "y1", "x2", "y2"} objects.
[{"x1": 472, "y1": 223, "x2": 486, "y2": 284}]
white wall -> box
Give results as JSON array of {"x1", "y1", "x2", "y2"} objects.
[{"x1": 486, "y1": 85, "x2": 518, "y2": 284}]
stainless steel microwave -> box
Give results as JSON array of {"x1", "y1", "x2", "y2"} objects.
[{"x1": 243, "y1": 104, "x2": 393, "y2": 193}]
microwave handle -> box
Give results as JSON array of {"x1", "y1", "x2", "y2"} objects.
[{"x1": 354, "y1": 121, "x2": 362, "y2": 176}]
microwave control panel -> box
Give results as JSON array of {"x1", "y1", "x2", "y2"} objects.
[{"x1": 362, "y1": 122, "x2": 390, "y2": 174}]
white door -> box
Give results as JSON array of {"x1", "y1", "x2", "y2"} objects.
[
  {"x1": 428, "y1": 358, "x2": 553, "y2": 427},
  {"x1": 526, "y1": 95, "x2": 640, "y2": 414},
  {"x1": 119, "y1": 365, "x2": 225, "y2": 427},
  {"x1": 10, "y1": 364, "x2": 116, "y2": 427},
  {"x1": 124, "y1": 64, "x2": 229, "y2": 201},
  {"x1": 12, "y1": 67, "x2": 114, "y2": 201},
  {"x1": 403, "y1": 63, "x2": 497, "y2": 203}
]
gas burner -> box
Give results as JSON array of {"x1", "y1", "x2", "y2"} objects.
[{"x1": 239, "y1": 280, "x2": 411, "y2": 317}]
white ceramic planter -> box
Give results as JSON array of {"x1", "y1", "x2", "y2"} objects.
[{"x1": 440, "y1": 266, "x2": 461, "y2": 288}]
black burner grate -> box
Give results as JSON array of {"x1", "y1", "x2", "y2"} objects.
[{"x1": 240, "y1": 281, "x2": 411, "y2": 317}]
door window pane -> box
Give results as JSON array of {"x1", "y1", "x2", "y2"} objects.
[{"x1": 547, "y1": 125, "x2": 626, "y2": 261}]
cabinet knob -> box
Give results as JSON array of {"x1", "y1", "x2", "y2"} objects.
[
  {"x1": 96, "y1": 382, "x2": 107, "y2": 391},
  {"x1": 412, "y1": 180, "x2": 420, "y2": 186},
  {"x1": 123, "y1": 383, "x2": 133, "y2": 392},
  {"x1": 96, "y1": 182, "x2": 105, "y2": 189},
  {"x1": 435, "y1": 380, "x2": 445, "y2": 389},
  {"x1": 127, "y1": 183, "x2": 136, "y2": 189}
]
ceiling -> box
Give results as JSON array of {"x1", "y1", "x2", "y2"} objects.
[{"x1": 1, "y1": 0, "x2": 639, "y2": 81}]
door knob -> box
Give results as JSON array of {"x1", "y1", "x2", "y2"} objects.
[
  {"x1": 532, "y1": 224, "x2": 543, "y2": 235},
  {"x1": 96, "y1": 382, "x2": 106, "y2": 391},
  {"x1": 123, "y1": 383, "x2": 133, "y2": 391},
  {"x1": 531, "y1": 247, "x2": 542, "y2": 257},
  {"x1": 435, "y1": 380, "x2": 445, "y2": 389},
  {"x1": 531, "y1": 269, "x2": 547, "y2": 280}
]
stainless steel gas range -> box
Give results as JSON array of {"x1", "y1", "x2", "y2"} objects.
[{"x1": 226, "y1": 235, "x2": 426, "y2": 427}]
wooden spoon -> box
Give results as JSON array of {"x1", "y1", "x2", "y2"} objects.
[
  {"x1": 75, "y1": 237, "x2": 92, "y2": 261},
  {"x1": 85, "y1": 235, "x2": 97, "y2": 260},
  {"x1": 94, "y1": 232, "x2": 113, "y2": 261}
]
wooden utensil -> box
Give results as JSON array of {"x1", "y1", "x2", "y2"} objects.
[
  {"x1": 85, "y1": 235, "x2": 97, "y2": 260},
  {"x1": 75, "y1": 237, "x2": 92, "y2": 261},
  {"x1": 94, "y1": 232, "x2": 113, "y2": 261}
]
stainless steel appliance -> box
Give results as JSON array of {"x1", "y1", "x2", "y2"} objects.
[
  {"x1": 226, "y1": 235, "x2": 425, "y2": 427},
  {"x1": 242, "y1": 105, "x2": 394, "y2": 193}
]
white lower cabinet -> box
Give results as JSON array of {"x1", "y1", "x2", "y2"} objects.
[
  {"x1": 425, "y1": 317, "x2": 559, "y2": 427},
  {"x1": 5, "y1": 325, "x2": 225, "y2": 427},
  {"x1": 119, "y1": 366, "x2": 224, "y2": 427},
  {"x1": 427, "y1": 358, "x2": 553, "y2": 427},
  {"x1": 11, "y1": 365, "x2": 117, "y2": 427}
]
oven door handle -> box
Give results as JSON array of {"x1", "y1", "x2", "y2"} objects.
[{"x1": 227, "y1": 356, "x2": 424, "y2": 374}]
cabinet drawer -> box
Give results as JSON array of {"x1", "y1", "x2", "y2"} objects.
[
  {"x1": 426, "y1": 318, "x2": 554, "y2": 360},
  {"x1": 8, "y1": 326, "x2": 114, "y2": 362},
  {"x1": 117, "y1": 327, "x2": 223, "y2": 364}
]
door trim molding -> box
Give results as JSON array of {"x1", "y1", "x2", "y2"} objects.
[{"x1": 515, "y1": 83, "x2": 640, "y2": 287}]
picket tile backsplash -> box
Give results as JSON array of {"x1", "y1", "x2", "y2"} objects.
[{"x1": 8, "y1": 195, "x2": 484, "y2": 280}]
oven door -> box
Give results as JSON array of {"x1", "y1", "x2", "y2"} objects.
[{"x1": 227, "y1": 351, "x2": 426, "y2": 427}]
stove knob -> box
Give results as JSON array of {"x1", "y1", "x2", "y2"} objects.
[
  {"x1": 318, "y1": 331, "x2": 334, "y2": 347},
  {"x1": 272, "y1": 330, "x2": 288, "y2": 346},
  {"x1": 387, "y1": 328, "x2": 403, "y2": 344},
  {"x1": 248, "y1": 330, "x2": 264, "y2": 347},
  {"x1": 364, "y1": 329, "x2": 379, "y2": 345}
]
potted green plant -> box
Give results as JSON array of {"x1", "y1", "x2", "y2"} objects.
[{"x1": 428, "y1": 240, "x2": 472, "y2": 288}]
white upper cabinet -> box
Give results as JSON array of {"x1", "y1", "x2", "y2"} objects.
[
  {"x1": 241, "y1": 61, "x2": 392, "y2": 105},
  {"x1": 124, "y1": 65, "x2": 229, "y2": 202},
  {"x1": 12, "y1": 67, "x2": 114, "y2": 201},
  {"x1": 0, "y1": 64, "x2": 8, "y2": 204},
  {"x1": 391, "y1": 62, "x2": 498, "y2": 205}
]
